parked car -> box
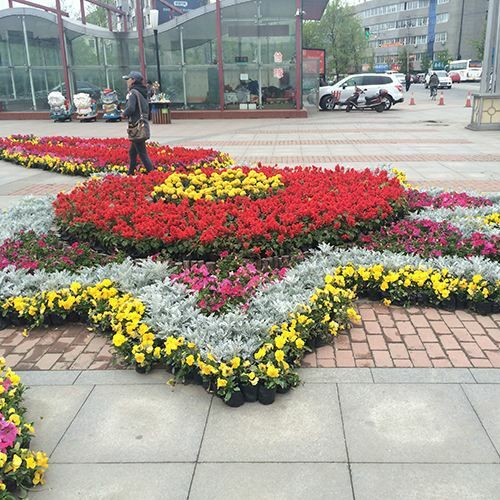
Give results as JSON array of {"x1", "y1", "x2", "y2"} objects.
[
  {"x1": 393, "y1": 73, "x2": 406, "y2": 85},
  {"x1": 424, "y1": 70, "x2": 452, "y2": 89},
  {"x1": 415, "y1": 73, "x2": 426, "y2": 83},
  {"x1": 318, "y1": 73, "x2": 404, "y2": 111},
  {"x1": 448, "y1": 71, "x2": 461, "y2": 83}
]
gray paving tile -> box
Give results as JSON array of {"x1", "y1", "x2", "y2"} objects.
[
  {"x1": 462, "y1": 385, "x2": 500, "y2": 456},
  {"x1": 74, "y1": 369, "x2": 172, "y2": 385},
  {"x1": 199, "y1": 384, "x2": 346, "y2": 462},
  {"x1": 17, "y1": 370, "x2": 81, "y2": 386},
  {"x1": 371, "y1": 368, "x2": 475, "y2": 384},
  {"x1": 29, "y1": 463, "x2": 194, "y2": 500},
  {"x1": 25, "y1": 385, "x2": 93, "y2": 456},
  {"x1": 190, "y1": 463, "x2": 353, "y2": 500},
  {"x1": 51, "y1": 384, "x2": 210, "y2": 463},
  {"x1": 351, "y1": 464, "x2": 500, "y2": 500},
  {"x1": 298, "y1": 368, "x2": 372, "y2": 383},
  {"x1": 470, "y1": 369, "x2": 500, "y2": 384},
  {"x1": 339, "y1": 384, "x2": 499, "y2": 463}
]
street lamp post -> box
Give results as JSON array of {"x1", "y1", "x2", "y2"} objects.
[{"x1": 150, "y1": 8, "x2": 161, "y2": 91}]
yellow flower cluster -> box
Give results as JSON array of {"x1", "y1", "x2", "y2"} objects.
[
  {"x1": 0, "y1": 358, "x2": 49, "y2": 491},
  {"x1": 483, "y1": 212, "x2": 500, "y2": 228},
  {"x1": 151, "y1": 168, "x2": 283, "y2": 202},
  {"x1": 391, "y1": 168, "x2": 412, "y2": 188},
  {"x1": 331, "y1": 264, "x2": 499, "y2": 303}
]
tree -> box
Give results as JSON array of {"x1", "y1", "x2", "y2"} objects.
[
  {"x1": 303, "y1": 0, "x2": 369, "y2": 79},
  {"x1": 397, "y1": 47, "x2": 409, "y2": 74},
  {"x1": 435, "y1": 48, "x2": 451, "y2": 68},
  {"x1": 86, "y1": 0, "x2": 115, "y2": 28},
  {"x1": 420, "y1": 53, "x2": 432, "y2": 73},
  {"x1": 472, "y1": 25, "x2": 487, "y2": 60}
]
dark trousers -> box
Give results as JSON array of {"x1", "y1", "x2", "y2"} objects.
[
  {"x1": 405, "y1": 82, "x2": 411, "y2": 92},
  {"x1": 128, "y1": 140, "x2": 154, "y2": 175}
]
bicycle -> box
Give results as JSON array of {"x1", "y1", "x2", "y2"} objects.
[{"x1": 430, "y1": 86, "x2": 438, "y2": 100}]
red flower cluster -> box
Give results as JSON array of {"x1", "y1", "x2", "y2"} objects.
[
  {"x1": 0, "y1": 135, "x2": 231, "y2": 175},
  {"x1": 54, "y1": 166, "x2": 406, "y2": 259}
]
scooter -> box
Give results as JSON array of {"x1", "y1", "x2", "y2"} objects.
[
  {"x1": 101, "y1": 88, "x2": 122, "y2": 122},
  {"x1": 345, "y1": 87, "x2": 388, "y2": 113},
  {"x1": 73, "y1": 92, "x2": 98, "y2": 122},
  {"x1": 48, "y1": 91, "x2": 72, "y2": 122}
]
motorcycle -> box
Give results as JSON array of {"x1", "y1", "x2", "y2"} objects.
[
  {"x1": 101, "y1": 88, "x2": 122, "y2": 122},
  {"x1": 48, "y1": 91, "x2": 72, "y2": 122},
  {"x1": 73, "y1": 92, "x2": 98, "y2": 122},
  {"x1": 345, "y1": 87, "x2": 388, "y2": 113}
]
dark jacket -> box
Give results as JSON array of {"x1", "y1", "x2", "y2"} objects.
[
  {"x1": 123, "y1": 83, "x2": 150, "y2": 123},
  {"x1": 429, "y1": 74, "x2": 440, "y2": 88}
]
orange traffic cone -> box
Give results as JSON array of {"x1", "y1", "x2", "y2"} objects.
[
  {"x1": 438, "y1": 92, "x2": 445, "y2": 105},
  {"x1": 465, "y1": 91, "x2": 472, "y2": 108},
  {"x1": 409, "y1": 93, "x2": 416, "y2": 105}
]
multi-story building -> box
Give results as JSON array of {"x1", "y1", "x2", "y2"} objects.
[{"x1": 351, "y1": 0, "x2": 488, "y2": 71}]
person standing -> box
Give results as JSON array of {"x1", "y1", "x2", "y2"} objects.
[
  {"x1": 122, "y1": 71, "x2": 154, "y2": 175},
  {"x1": 405, "y1": 72, "x2": 412, "y2": 92}
]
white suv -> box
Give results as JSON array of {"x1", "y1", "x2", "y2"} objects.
[
  {"x1": 319, "y1": 73, "x2": 404, "y2": 111},
  {"x1": 424, "y1": 70, "x2": 452, "y2": 89}
]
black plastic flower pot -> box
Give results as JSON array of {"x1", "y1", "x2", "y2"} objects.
[
  {"x1": 135, "y1": 363, "x2": 150, "y2": 374},
  {"x1": 455, "y1": 296, "x2": 468, "y2": 310},
  {"x1": 258, "y1": 385, "x2": 276, "y2": 405},
  {"x1": 67, "y1": 310, "x2": 82, "y2": 323},
  {"x1": 276, "y1": 385, "x2": 290, "y2": 394},
  {"x1": 49, "y1": 313, "x2": 65, "y2": 326},
  {"x1": 4, "y1": 477, "x2": 17, "y2": 492},
  {"x1": 10, "y1": 314, "x2": 25, "y2": 327},
  {"x1": 475, "y1": 301, "x2": 493, "y2": 316},
  {"x1": 192, "y1": 373, "x2": 204, "y2": 386},
  {"x1": 492, "y1": 302, "x2": 500, "y2": 314},
  {"x1": 202, "y1": 379, "x2": 214, "y2": 393},
  {"x1": 241, "y1": 383, "x2": 258, "y2": 402},
  {"x1": 0, "y1": 316, "x2": 10, "y2": 330},
  {"x1": 366, "y1": 289, "x2": 382, "y2": 301},
  {"x1": 224, "y1": 390, "x2": 245, "y2": 408},
  {"x1": 440, "y1": 297, "x2": 456, "y2": 312}
]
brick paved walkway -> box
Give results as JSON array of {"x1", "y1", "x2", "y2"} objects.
[
  {"x1": 303, "y1": 302, "x2": 500, "y2": 369},
  {"x1": 1, "y1": 302, "x2": 498, "y2": 371}
]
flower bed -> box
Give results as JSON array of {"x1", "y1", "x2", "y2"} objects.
[
  {"x1": 360, "y1": 219, "x2": 499, "y2": 260},
  {"x1": 54, "y1": 166, "x2": 406, "y2": 259},
  {"x1": 0, "y1": 135, "x2": 233, "y2": 176},
  {"x1": 0, "y1": 359, "x2": 49, "y2": 495},
  {"x1": 0, "y1": 164, "x2": 499, "y2": 409},
  {"x1": 0, "y1": 231, "x2": 122, "y2": 273}
]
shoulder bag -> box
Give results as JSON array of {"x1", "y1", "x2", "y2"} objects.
[{"x1": 127, "y1": 90, "x2": 151, "y2": 141}]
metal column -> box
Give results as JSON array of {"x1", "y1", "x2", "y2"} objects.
[
  {"x1": 480, "y1": 0, "x2": 500, "y2": 94},
  {"x1": 179, "y1": 27, "x2": 188, "y2": 109},
  {"x1": 215, "y1": 0, "x2": 225, "y2": 112},
  {"x1": 21, "y1": 16, "x2": 37, "y2": 110},
  {"x1": 55, "y1": 0, "x2": 72, "y2": 103},
  {"x1": 5, "y1": 31, "x2": 17, "y2": 100},
  {"x1": 135, "y1": 0, "x2": 147, "y2": 78},
  {"x1": 295, "y1": 0, "x2": 302, "y2": 110},
  {"x1": 257, "y1": 0, "x2": 262, "y2": 109}
]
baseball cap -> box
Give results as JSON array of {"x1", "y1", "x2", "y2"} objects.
[{"x1": 122, "y1": 71, "x2": 144, "y2": 82}]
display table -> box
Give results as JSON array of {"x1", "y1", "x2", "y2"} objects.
[{"x1": 150, "y1": 101, "x2": 171, "y2": 124}]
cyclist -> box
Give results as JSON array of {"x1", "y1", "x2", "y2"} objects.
[{"x1": 429, "y1": 72, "x2": 439, "y2": 100}]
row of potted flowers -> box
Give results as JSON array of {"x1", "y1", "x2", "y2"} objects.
[
  {"x1": 1, "y1": 259, "x2": 498, "y2": 406},
  {"x1": 0, "y1": 135, "x2": 233, "y2": 176},
  {"x1": 0, "y1": 359, "x2": 49, "y2": 496}
]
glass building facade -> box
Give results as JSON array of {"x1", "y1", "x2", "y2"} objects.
[{"x1": 0, "y1": 0, "x2": 327, "y2": 113}]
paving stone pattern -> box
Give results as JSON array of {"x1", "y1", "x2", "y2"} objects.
[
  {"x1": 1, "y1": 302, "x2": 498, "y2": 371},
  {"x1": 19, "y1": 368, "x2": 500, "y2": 499}
]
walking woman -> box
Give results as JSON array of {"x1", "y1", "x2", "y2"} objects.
[{"x1": 122, "y1": 71, "x2": 154, "y2": 175}]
